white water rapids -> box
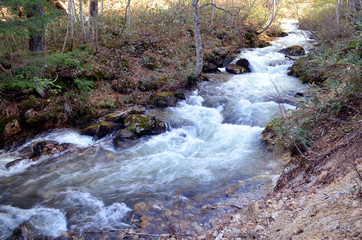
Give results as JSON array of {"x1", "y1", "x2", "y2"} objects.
[{"x1": 0, "y1": 20, "x2": 312, "y2": 238}]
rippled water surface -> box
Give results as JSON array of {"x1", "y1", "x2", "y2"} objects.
[{"x1": 0, "y1": 20, "x2": 312, "y2": 238}]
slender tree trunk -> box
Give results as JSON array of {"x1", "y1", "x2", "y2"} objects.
[
  {"x1": 211, "y1": 0, "x2": 215, "y2": 26},
  {"x1": 79, "y1": 0, "x2": 87, "y2": 43},
  {"x1": 191, "y1": 0, "x2": 203, "y2": 78},
  {"x1": 127, "y1": 0, "x2": 131, "y2": 28},
  {"x1": 101, "y1": 0, "x2": 104, "y2": 18},
  {"x1": 62, "y1": 0, "x2": 72, "y2": 53},
  {"x1": 70, "y1": 0, "x2": 74, "y2": 50},
  {"x1": 336, "y1": 1, "x2": 340, "y2": 32},
  {"x1": 90, "y1": 0, "x2": 99, "y2": 50}
]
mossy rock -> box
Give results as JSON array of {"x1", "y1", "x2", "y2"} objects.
[
  {"x1": 225, "y1": 64, "x2": 248, "y2": 74},
  {"x1": 125, "y1": 114, "x2": 166, "y2": 136},
  {"x1": 103, "y1": 106, "x2": 144, "y2": 123},
  {"x1": 138, "y1": 77, "x2": 163, "y2": 92},
  {"x1": 81, "y1": 120, "x2": 122, "y2": 138},
  {"x1": 204, "y1": 47, "x2": 230, "y2": 67},
  {"x1": 279, "y1": 45, "x2": 306, "y2": 56},
  {"x1": 150, "y1": 92, "x2": 178, "y2": 108},
  {"x1": 288, "y1": 57, "x2": 326, "y2": 84}
]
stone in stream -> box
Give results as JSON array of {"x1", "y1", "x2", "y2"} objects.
[
  {"x1": 235, "y1": 58, "x2": 251, "y2": 72},
  {"x1": 81, "y1": 121, "x2": 123, "y2": 139},
  {"x1": 31, "y1": 140, "x2": 75, "y2": 161},
  {"x1": 114, "y1": 114, "x2": 166, "y2": 148},
  {"x1": 279, "y1": 45, "x2": 305, "y2": 56},
  {"x1": 225, "y1": 64, "x2": 249, "y2": 74},
  {"x1": 150, "y1": 92, "x2": 178, "y2": 108}
]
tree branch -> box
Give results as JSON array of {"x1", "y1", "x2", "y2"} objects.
[{"x1": 199, "y1": 3, "x2": 241, "y2": 17}]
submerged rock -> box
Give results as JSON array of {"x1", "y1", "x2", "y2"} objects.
[
  {"x1": 225, "y1": 64, "x2": 249, "y2": 74},
  {"x1": 150, "y1": 92, "x2": 178, "y2": 108},
  {"x1": 279, "y1": 45, "x2": 305, "y2": 56},
  {"x1": 203, "y1": 61, "x2": 220, "y2": 73}
]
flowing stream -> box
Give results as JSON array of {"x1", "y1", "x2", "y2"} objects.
[{"x1": 0, "y1": 20, "x2": 312, "y2": 238}]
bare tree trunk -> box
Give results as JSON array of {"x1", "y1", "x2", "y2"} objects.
[
  {"x1": 80, "y1": 0, "x2": 87, "y2": 43},
  {"x1": 257, "y1": 0, "x2": 276, "y2": 34},
  {"x1": 127, "y1": 0, "x2": 131, "y2": 28},
  {"x1": 70, "y1": 0, "x2": 74, "y2": 50},
  {"x1": 101, "y1": 0, "x2": 104, "y2": 18},
  {"x1": 191, "y1": 0, "x2": 203, "y2": 78},
  {"x1": 62, "y1": 0, "x2": 72, "y2": 53},
  {"x1": 90, "y1": 0, "x2": 99, "y2": 50},
  {"x1": 336, "y1": 0, "x2": 340, "y2": 32},
  {"x1": 211, "y1": 0, "x2": 215, "y2": 26}
]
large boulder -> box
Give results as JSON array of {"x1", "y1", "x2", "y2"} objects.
[
  {"x1": 150, "y1": 92, "x2": 178, "y2": 108},
  {"x1": 235, "y1": 58, "x2": 251, "y2": 72},
  {"x1": 279, "y1": 45, "x2": 305, "y2": 56},
  {"x1": 125, "y1": 114, "x2": 166, "y2": 136},
  {"x1": 204, "y1": 47, "x2": 230, "y2": 67},
  {"x1": 202, "y1": 61, "x2": 220, "y2": 73},
  {"x1": 81, "y1": 121, "x2": 123, "y2": 139},
  {"x1": 114, "y1": 114, "x2": 166, "y2": 148},
  {"x1": 225, "y1": 64, "x2": 249, "y2": 74}
]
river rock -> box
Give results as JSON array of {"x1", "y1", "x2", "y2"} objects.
[
  {"x1": 81, "y1": 121, "x2": 123, "y2": 139},
  {"x1": 24, "y1": 109, "x2": 38, "y2": 119},
  {"x1": 125, "y1": 114, "x2": 166, "y2": 136},
  {"x1": 279, "y1": 45, "x2": 305, "y2": 56},
  {"x1": 203, "y1": 61, "x2": 220, "y2": 73},
  {"x1": 150, "y1": 92, "x2": 177, "y2": 108},
  {"x1": 4, "y1": 119, "x2": 21, "y2": 140},
  {"x1": 31, "y1": 140, "x2": 74, "y2": 160},
  {"x1": 202, "y1": 96, "x2": 229, "y2": 108},
  {"x1": 222, "y1": 54, "x2": 236, "y2": 67},
  {"x1": 235, "y1": 58, "x2": 251, "y2": 72},
  {"x1": 103, "y1": 106, "x2": 144, "y2": 123},
  {"x1": 225, "y1": 64, "x2": 248, "y2": 74},
  {"x1": 11, "y1": 221, "x2": 35, "y2": 240},
  {"x1": 205, "y1": 47, "x2": 230, "y2": 67}
]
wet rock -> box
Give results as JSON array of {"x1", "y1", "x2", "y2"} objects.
[
  {"x1": 267, "y1": 29, "x2": 288, "y2": 38},
  {"x1": 235, "y1": 58, "x2": 251, "y2": 72},
  {"x1": 113, "y1": 129, "x2": 139, "y2": 148},
  {"x1": 133, "y1": 202, "x2": 149, "y2": 213},
  {"x1": 201, "y1": 204, "x2": 216, "y2": 212},
  {"x1": 5, "y1": 159, "x2": 26, "y2": 169},
  {"x1": 225, "y1": 64, "x2": 248, "y2": 74},
  {"x1": 174, "y1": 92, "x2": 186, "y2": 100},
  {"x1": 81, "y1": 121, "x2": 123, "y2": 139},
  {"x1": 31, "y1": 140, "x2": 74, "y2": 160},
  {"x1": 103, "y1": 106, "x2": 144, "y2": 123},
  {"x1": 114, "y1": 114, "x2": 166, "y2": 148},
  {"x1": 205, "y1": 47, "x2": 230, "y2": 67},
  {"x1": 4, "y1": 119, "x2": 21, "y2": 140},
  {"x1": 150, "y1": 92, "x2": 177, "y2": 108},
  {"x1": 279, "y1": 45, "x2": 305, "y2": 56},
  {"x1": 222, "y1": 55, "x2": 235, "y2": 67},
  {"x1": 203, "y1": 61, "x2": 220, "y2": 73},
  {"x1": 11, "y1": 221, "x2": 35, "y2": 240},
  {"x1": 294, "y1": 92, "x2": 304, "y2": 97},
  {"x1": 125, "y1": 114, "x2": 166, "y2": 136},
  {"x1": 202, "y1": 96, "x2": 229, "y2": 108}
]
